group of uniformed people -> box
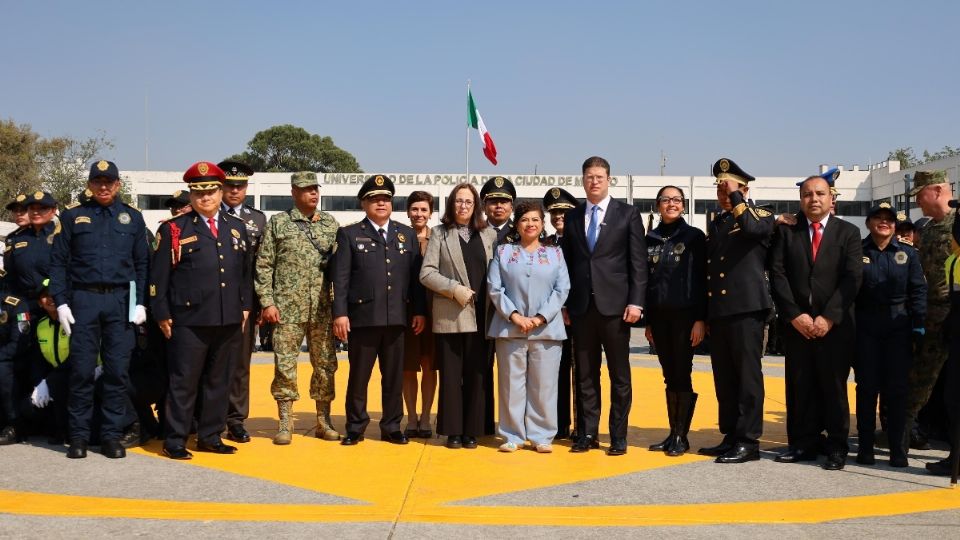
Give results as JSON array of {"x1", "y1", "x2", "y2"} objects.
[{"x1": 0, "y1": 156, "x2": 956, "y2": 478}]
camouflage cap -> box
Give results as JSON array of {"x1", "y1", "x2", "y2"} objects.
[
  {"x1": 909, "y1": 170, "x2": 948, "y2": 196},
  {"x1": 291, "y1": 171, "x2": 319, "y2": 188}
]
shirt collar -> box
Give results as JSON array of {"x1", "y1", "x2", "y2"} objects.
[
  {"x1": 367, "y1": 218, "x2": 389, "y2": 234},
  {"x1": 808, "y1": 213, "x2": 831, "y2": 228},
  {"x1": 586, "y1": 195, "x2": 611, "y2": 214}
]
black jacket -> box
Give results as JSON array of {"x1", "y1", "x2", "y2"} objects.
[{"x1": 645, "y1": 218, "x2": 707, "y2": 320}]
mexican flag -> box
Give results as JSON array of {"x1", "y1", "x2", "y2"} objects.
[{"x1": 467, "y1": 90, "x2": 498, "y2": 165}]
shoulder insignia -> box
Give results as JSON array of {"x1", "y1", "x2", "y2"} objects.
[
  {"x1": 14, "y1": 241, "x2": 27, "y2": 249},
  {"x1": 755, "y1": 208, "x2": 772, "y2": 218},
  {"x1": 862, "y1": 256, "x2": 871, "y2": 264},
  {"x1": 900, "y1": 238, "x2": 914, "y2": 247},
  {"x1": 123, "y1": 201, "x2": 142, "y2": 212},
  {"x1": 0, "y1": 268, "x2": 6, "y2": 278},
  {"x1": 247, "y1": 206, "x2": 265, "y2": 215},
  {"x1": 47, "y1": 217, "x2": 61, "y2": 245},
  {"x1": 4, "y1": 296, "x2": 19, "y2": 306},
  {"x1": 65, "y1": 201, "x2": 80, "y2": 209}
]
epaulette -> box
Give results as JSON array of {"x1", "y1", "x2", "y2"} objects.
[
  {"x1": 225, "y1": 212, "x2": 245, "y2": 222},
  {"x1": 4, "y1": 296, "x2": 19, "y2": 307},
  {"x1": 65, "y1": 201, "x2": 81, "y2": 210}
]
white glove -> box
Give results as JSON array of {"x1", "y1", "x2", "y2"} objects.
[
  {"x1": 94, "y1": 365, "x2": 103, "y2": 381},
  {"x1": 31, "y1": 380, "x2": 52, "y2": 408},
  {"x1": 57, "y1": 304, "x2": 76, "y2": 336},
  {"x1": 131, "y1": 304, "x2": 147, "y2": 325}
]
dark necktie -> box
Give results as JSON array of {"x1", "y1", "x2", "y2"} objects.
[{"x1": 379, "y1": 228, "x2": 387, "y2": 242}]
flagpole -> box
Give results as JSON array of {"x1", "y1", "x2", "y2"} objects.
[{"x1": 466, "y1": 79, "x2": 471, "y2": 184}]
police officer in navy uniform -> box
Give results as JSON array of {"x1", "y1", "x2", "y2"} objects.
[
  {"x1": 0, "y1": 291, "x2": 31, "y2": 445},
  {"x1": 150, "y1": 162, "x2": 252, "y2": 460},
  {"x1": 698, "y1": 158, "x2": 775, "y2": 463},
  {"x1": 854, "y1": 202, "x2": 926, "y2": 467},
  {"x1": 331, "y1": 174, "x2": 426, "y2": 445},
  {"x1": 49, "y1": 160, "x2": 150, "y2": 459},
  {"x1": 543, "y1": 187, "x2": 579, "y2": 438},
  {"x1": 217, "y1": 160, "x2": 266, "y2": 443},
  {"x1": 3, "y1": 191, "x2": 58, "y2": 317},
  {"x1": 481, "y1": 176, "x2": 516, "y2": 245}
]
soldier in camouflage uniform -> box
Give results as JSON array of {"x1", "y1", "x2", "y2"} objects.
[
  {"x1": 255, "y1": 172, "x2": 340, "y2": 445},
  {"x1": 905, "y1": 170, "x2": 954, "y2": 449}
]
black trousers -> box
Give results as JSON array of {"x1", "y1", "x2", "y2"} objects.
[
  {"x1": 556, "y1": 332, "x2": 574, "y2": 432},
  {"x1": 345, "y1": 325, "x2": 404, "y2": 436},
  {"x1": 227, "y1": 318, "x2": 256, "y2": 427},
  {"x1": 854, "y1": 312, "x2": 911, "y2": 454},
  {"x1": 0, "y1": 360, "x2": 16, "y2": 426},
  {"x1": 163, "y1": 324, "x2": 241, "y2": 449},
  {"x1": 709, "y1": 310, "x2": 766, "y2": 447},
  {"x1": 782, "y1": 323, "x2": 852, "y2": 453},
  {"x1": 437, "y1": 331, "x2": 489, "y2": 437},
  {"x1": 571, "y1": 300, "x2": 632, "y2": 440},
  {"x1": 649, "y1": 309, "x2": 696, "y2": 392}
]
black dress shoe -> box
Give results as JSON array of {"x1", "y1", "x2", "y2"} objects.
[
  {"x1": 101, "y1": 439, "x2": 126, "y2": 459},
  {"x1": 196, "y1": 440, "x2": 238, "y2": 454},
  {"x1": 162, "y1": 446, "x2": 193, "y2": 460},
  {"x1": 403, "y1": 427, "x2": 419, "y2": 439},
  {"x1": 698, "y1": 439, "x2": 734, "y2": 457},
  {"x1": 225, "y1": 424, "x2": 251, "y2": 443},
  {"x1": 775, "y1": 448, "x2": 818, "y2": 463},
  {"x1": 341, "y1": 432, "x2": 364, "y2": 446},
  {"x1": 926, "y1": 458, "x2": 952, "y2": 476},
  {"x1": 462, "y1": 436, "x2": 478, "y2": 449},
  {"x1": 67, "y1": 439, "x2": 88, "y2": 459},
  {"x1": 556, "y1": 427, "x2": 571, "y2": 440},
  {"x1": 822, "y1": 452, "x2": 846, "y2": 470},
  {"x1": 607, "y1": 437, "x2": 627, "y2": 456},
  {"x1": 570, "y1": 434, "x2": 600, "y2": 453},
  {"x1": 715, "y1": 444, "x2": 760, "y2": 464},
  {"x1": 382, "y1": 431, "x2": 409, "y2": 445},
  {"x1": 445, "y1": 435, "x2": 462, "y2": 449},
  {"x1": 417, "y1": 428, "x2": 433, "y2": 439}
]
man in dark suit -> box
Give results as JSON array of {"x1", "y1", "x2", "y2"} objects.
[
  {"x1": 560, "y1": 156, "x2": 646, "y2": 456},
  {"x1": 150, "y1": 161, "x2": 253, "y2": 460},
  {"x1": 769, "y1": 175, "x2": 863, "y2": 470},
  {"x1": 217, "y1": 160, "x2": 266, "y2": 444},
  {"x1": 698, "y1": 158, "x2": 775, "y2": 464},
  {"x1": 331, "y1": 174, "x2": 426, "y2": 446}
]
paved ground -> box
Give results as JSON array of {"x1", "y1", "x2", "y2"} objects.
[{"x1": 1, "y1": 331, "x2": 958, "y2": 538}]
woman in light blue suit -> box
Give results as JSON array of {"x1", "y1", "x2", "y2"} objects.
[{"x1": 487, "y1": 201, "x2": 570, "y2": 453}]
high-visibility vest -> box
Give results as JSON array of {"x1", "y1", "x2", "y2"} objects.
[{"x1": 36, "y1": 316, "x2": 69, "y2": 368}]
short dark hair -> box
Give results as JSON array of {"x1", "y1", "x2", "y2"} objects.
[
  {"x1": 441, "y1": 183, "x2": 487, "y2": 231},
  {"x1": 407, "y1": 190, "x2": 433, "y2": 209},
  {"x1": 655, "y1": 185, "x2": 685, "y2": 201},
  {"x1": 582, "y1": 156, "x2": 610, "y2": 175},
  {"x1": 798, "y1": 176, "x2": 826, "y2": 191},
  {"x1": 512, "y1": 200, "x2": 545, "y2": 225}
]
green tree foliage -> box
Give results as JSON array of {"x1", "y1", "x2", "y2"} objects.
[
  {"x1": 887, "y1": 147, "x2": 918, "y2": 169},
  {"x1": 0, "y1": 119, "x2": 42, "y2": 209},
  {"x1": 224, "y1": 124, "x2": 362, "y2": 173}
]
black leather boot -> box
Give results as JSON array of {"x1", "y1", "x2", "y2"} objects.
[
  {"x1": 666, "y1": 392, "x2": 697, "y2": 457},
  {"x1": 648, "y1": 390, "x2": 676, "y2": 451}
]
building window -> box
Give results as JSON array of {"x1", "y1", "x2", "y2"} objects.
[
  {"x1": 320, "y1": 196, "x2": 362, "y2": 212},
  {"x1": 835, "y1": 201, "x2": 870, "y2": 216},
  {"x1": 136, "y1": 195, "x2": 170, "y2": 210},
  {"x1": 634, "y1": 198, "x2": 667, "y2": 213},
  {"x1": 261, "y1": 195, "x2": 294, "y2": 211},
  {"x1": 393, "y1": 196, "x2": 440, "y2": 212}
]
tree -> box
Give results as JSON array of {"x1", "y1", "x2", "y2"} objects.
[
  {"x1": 36, "y1": 130, "x2": 114, "y2": 206},
  {"x1": 887, "y1": 147, "x2": 918, "y2": 169},
  {"x1": 0, "y1": 119, "x2": 42, "y2": 213},
  {"x1": 224, "y1": 124, "x2": 362, "y2": 173}
]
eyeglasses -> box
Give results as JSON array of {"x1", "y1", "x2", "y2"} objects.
[
  {"x1": 454, "y1": 199, "x2": 474, "y2": 207},
  {"x1": 657, "y1": 196, "x2": 684, "y2": 205}
]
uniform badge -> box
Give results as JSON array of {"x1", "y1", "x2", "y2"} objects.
[
  {"x1": 652, "y1": 255, "x2": 659, "y2": 264},
  {"x1": 84, "y1": 188, "x2": 94, "y2": 198},
  {"x1": 719, "y1": 159, "x2": 730, "y2": 172},
  {"x1": 231, "y1": 228, "x2": 241, "y2": 239},
  {"x1": 551, "y1": 187, "x2": 560, "y2": 199},
  {"x1": 74, "y1": 216, "x2": 91, "y2": 224},
  {"x1": 375, "y1": 175, "x2": 385, "y2": 186},
  {"x1": 397, "y1": 233, "x2": 406, "y2": 243},
  {"x1": 198, "y1": 162, "x2": 210, "y2": 175},
  {"x1": 358, "y1": 244, "x2": 365, "y2": 250},
  {"x1": 495, "y1": 177, "x2": 504, "y2": 188},
  {"x1": 173, "y1": 189, "x2": 183, "y2": 198},
  {"x1": 895, "y1": 251, "x2": 908, "y2": 265},
  {"x1": 96, "y1": 160, "x2": 109, "y2": 171},
  {"x1": 4, "y1": 296, "x2": 19, "y2": 307},
  {"x1": 755, "y1": 208, "x2": 772, "y2": 218},
  {"x1": 118, "y1": 212, "x2": 131, "y2": 225},
  {"x1": 33, "y1": 191, "x2": 43, "y2": 200},
  {"x1": 0, "y1": 312, "x2": 7, "y2": 325},
  {"x1": 149, "y1": 285, "x2": 157, "y2": 297},
  {"x1": 179, "y1": 235, "x2": 198, "y2": 245},
  {"x1": 879, "y1": 202, "x2": 892, "y2": 209},
  {"x1": 15, "y1": 194, "x2": 26, "y2": 203},
  {"x1": 863, "y1": 256, "x2": 871, "y2": 264},
  {"x1": 673, "y1": 243, "x2": 685, "y2": 255},
  {"x1": 14, "y1": 242, "x2": 27, "y2": 249}
]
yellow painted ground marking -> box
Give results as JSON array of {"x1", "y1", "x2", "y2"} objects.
[{"x1": 3, "y1": 361, "x2": 955, "y2": 527}]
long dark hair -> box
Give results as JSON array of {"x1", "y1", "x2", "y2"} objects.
[{"x1": 440, "y1": 183, "x2": 487, "y2": 231}]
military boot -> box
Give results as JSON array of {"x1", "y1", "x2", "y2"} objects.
[
  {"x1": 666, "y1": 392, "x2": 697, "y2": 457},
  {"x1": 315, "y1": 400, "x2": 340, "y2": 441},
  {"x1": 273, "y1": 401, "x2": 293, "y2": 445},
  {"x1": 648, "y1": 391, "x2": 676, "y2": 451}
]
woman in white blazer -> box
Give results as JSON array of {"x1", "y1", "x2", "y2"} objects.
[
  {"x1": 487, "y1": 201, "x2": 570, "y2": 453},
  {"x1": 419, "y1": 183, "x2": 497, "y2": 449}
]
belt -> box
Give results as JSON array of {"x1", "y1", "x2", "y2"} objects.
[{"x1": 75, "y1": 283, "x2": 129, "y2": 294}]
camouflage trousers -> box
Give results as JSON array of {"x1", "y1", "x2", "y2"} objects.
[
  {"x1": 271, "y1": 321, "x2": 338, "y2": 402},
  {"x1": 905, "y1": 313, "x2": 949, "y2": 419}
]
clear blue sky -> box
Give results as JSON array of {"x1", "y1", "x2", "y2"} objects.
[{"x1": 2, "y1": 0, "x2": 957, "y2": 177}]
